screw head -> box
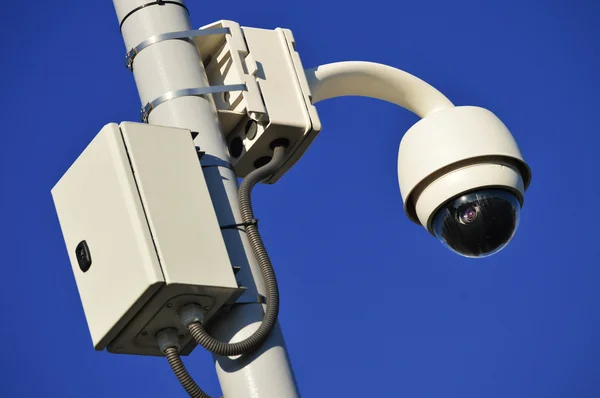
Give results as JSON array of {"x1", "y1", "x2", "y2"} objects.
[
  {"x1": 178, "y1": 334, "x2": 184, "y2": 339},
  {"x1": 166, "y1": 303, "x2": 173, "y2": 308},
  {"x1": 203, "y1": 306, "x2": 211, "y2": 312},
  {"x1": 141, "y1": 331, "x2": 148, "y2": 336}
]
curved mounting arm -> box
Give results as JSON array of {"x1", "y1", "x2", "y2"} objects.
[{"x1": 305, "y1": 61, "x2": 454, "y2": 118}]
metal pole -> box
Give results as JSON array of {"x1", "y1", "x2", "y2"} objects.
[{"x1": 112, "y1": 1, "x2": 299, "y2": 397}]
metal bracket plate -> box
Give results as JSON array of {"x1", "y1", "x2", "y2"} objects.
[{"x1": 234, "y1": 293, "x2": 267, "y2": 305}]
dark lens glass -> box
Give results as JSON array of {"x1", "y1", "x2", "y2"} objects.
[
  {"x1": 458, "y1": 205, "x2": 479, "y2": 224},
  {"x1": 433, "y1": 189, "x2": 520, "y2": 258}
]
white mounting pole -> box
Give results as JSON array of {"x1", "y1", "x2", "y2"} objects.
[{"x1": 112, "y1": 1, "x2": 299, "y2": 397}]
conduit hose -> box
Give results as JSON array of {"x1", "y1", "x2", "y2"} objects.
[
  {"x1": 163, "y1": 146, "x2": 287, "y2": 397},
  {"x1": 164, "y1": 347, "x2": 211, "y2": 398},
  {"x1": 188, "y1": 145, "x2": 286, "y2": 356}
]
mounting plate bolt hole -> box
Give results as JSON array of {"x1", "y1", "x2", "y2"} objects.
[{"x1": 229, "y1": 136, "x2": 243, "y2": 158}]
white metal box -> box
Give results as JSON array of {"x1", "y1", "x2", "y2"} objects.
[
  {"x1": 197, "y1": 20, "x2": 322, "y2": 183},
  {"x1": 52, "y1": 122, "x2": 242, "y2": 356}
]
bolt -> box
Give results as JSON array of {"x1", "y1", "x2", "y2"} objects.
[
  {"x1": 203, "y1": 306, "x2": 211, "y2": 312},
  {"x1": 166, "y1": 303, "x2": 172, "y2": 308},
  {"x1": 141, "y1": 331, "x2": 148, "y2": 336}
]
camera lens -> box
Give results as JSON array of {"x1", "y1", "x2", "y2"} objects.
[
  {"x1": 458, "y1": 205, "x2": 479, "y2": 224},
  {"x1": 432, "y1": 189, "x2": 521, "y2": 258}
]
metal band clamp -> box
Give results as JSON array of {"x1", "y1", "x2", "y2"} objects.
[
  {"x1": 141, "y1": 84, "x2": 247, "y2": 122},
  {"x1": 119, "y1": 1, "x2": 190, "y2": 32},
  {"x1": 125, "y1": 27, "x2": 231, "y2": 70},
  {"x1": 235, "y1": 293, "x2": 267, "y2": 305},
  {"x1": 220, "y1": 219, "x2": 258, "y2": 231}
]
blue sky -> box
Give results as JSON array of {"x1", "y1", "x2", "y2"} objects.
[{"x1": 1, "y1": 0, "x2": 600, "y2": 397}]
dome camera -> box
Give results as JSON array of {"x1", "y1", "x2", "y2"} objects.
[{"x1": 397, "y1": 106, "x2": 531, "y2": 258}]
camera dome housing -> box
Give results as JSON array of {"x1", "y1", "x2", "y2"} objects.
[
  {"x1": 432, "y1": 189, "x2": 521, "y2": 257},
  {"x1": 397, "y1": 106, "x2": 531, "y2": 256}
]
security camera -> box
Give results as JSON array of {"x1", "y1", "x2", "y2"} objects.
[
  {"x1": 398, "y1": 106, "x2": 531, "y2": 257},
  {"x1": 212, "y1": 55, "x2": 532, "y2": 258},
  {"x1": 198, "y1": 52, "x2": 532, "y2": 258},
  {"x1": 303, "y1": 62, "x2": 532, "y2": 258}
]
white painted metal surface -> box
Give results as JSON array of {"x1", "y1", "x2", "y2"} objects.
[
  {"x1": 120, "y1": 122, "x2": 235, "y2": 288},
  {"x1": 228, "y1": 26, "x2": 316, "y2": 179},
  {"x1": 305, "y1": 61, "x2": 454, "y2": 118},
  {"x1": 52, "y1": 123, "x2": 163, "y2": 350},
  {"x1": 397, "y1": 106, "x2": 531, "y2": 229},
  {"x1": 198, "y1": 20, "x2": 321, "y2": 183},
  {"x1": 114, "y1": 1, "x2": 299, "y2": 396},
  {"x1": 52, "y1": 122, "x2": 241, "y2": 356},
  {"x1": 303, "y1": 62, "x2": 530, "y2": 241}
]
